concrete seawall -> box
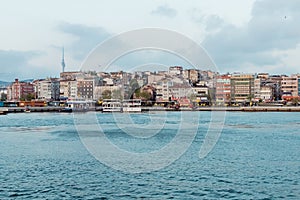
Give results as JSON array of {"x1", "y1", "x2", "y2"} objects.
[
  {"x1": 144, "y1": 106, "x2": 300, "y2": 112},
  {"x1": 1, "y1": 106, "x2": 300, "y2": 114}
]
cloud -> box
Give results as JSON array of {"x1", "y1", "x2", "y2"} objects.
[
  {"x1": 151, "y1": 5, "x2": 177, "y2": 18},
  {"x1": 204, "y1": 15, "x2": 225, "y2": 32},
  {"x1": 0, "y1": 50, "x2": 44, "y2": 81},
  {"x1": 57, "y1": 22, "x2": 111, "y2": 61},
  {"x1": 201, "y1": 0, "x2": 300, "y2": 74}
]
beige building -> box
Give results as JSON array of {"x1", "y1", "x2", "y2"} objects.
[
  {"x1": 169, "y1": 66, "x2": 183, "y2": 76},
  {"x1": 155, "y1": 77, "x2": 190, "y2": 101},
  {"x1": 183, "y1": 69, "x2": 200, "y2": 84},
  {"x1": 281, "y1": 75, "x2": 298, "y2": 98},
  {"x1": 230, "y1": 74, "x2": 254, "y2": 102},
  {"x1": 34, "y1": 78, "x2": 60, "y2": 100},
  {"x1": 59, "y1": 79, "x2": 77, "y2": 100}
]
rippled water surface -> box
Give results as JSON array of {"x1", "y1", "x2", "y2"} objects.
[{"x1": 0, "y1": 112, "x2": 299, "y2": 199}]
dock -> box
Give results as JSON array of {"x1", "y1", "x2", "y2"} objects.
[
  {"x1": 1, "y1": 106, "x2": 300, "y2": 114},
  {"x1": 144, "y1": 106, "x2": 300, "y2": 112}
]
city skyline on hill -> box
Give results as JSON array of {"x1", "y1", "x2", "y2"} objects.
[{"x1": 1, "y1": 0, "x2": 300, "y2": 81}]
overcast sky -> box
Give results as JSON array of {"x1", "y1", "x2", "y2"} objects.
[{"x1": 0, "y1": 0, "x2": 299, "y2": 81}]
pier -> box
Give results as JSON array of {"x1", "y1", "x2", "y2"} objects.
[{"x1": 1, "y1": 106, "x2": 300, "y2": 114}]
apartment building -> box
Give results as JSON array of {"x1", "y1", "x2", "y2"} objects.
[
  {"x1": 216, "y1": 75, "x2": 231, "y2": 105},
  {"x1": 77, "y1": 77, "x2": 94, "y2": 100},
  {"x1": 183, "y1": 69, "x2": 200, "y2": 84},
  {"x1": 7, "y1": 79, "x2": 34, "y2": 101},
  {"x1": 281, "y1": 75, "x2": 298, "y2": 99},
  {"x1": 230, "y1": 74, "x2": 254, "y2": 102},
  {"x1": 169, "y1": 66, "x2": 183, "y2": 76},
  {"x1": 260, "y1": 86, "x2": 274, "y2": 101},
  {"x1": 59, "y1": 79, "x2": 77, "y2": 100},
  {"x1": 33, "y1": 78, "x2": 60, "y2": 100}
]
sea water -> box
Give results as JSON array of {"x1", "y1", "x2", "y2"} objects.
[{"x1": 0, "y1": 112, "x2": 299, "y2": 199}]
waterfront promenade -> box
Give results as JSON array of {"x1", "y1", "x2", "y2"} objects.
[{"x1": 1, "y1": 106, "x2": 300, "y2": 114}]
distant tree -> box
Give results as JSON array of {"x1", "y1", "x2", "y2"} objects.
[
  {"x1": 102, "y1": 90, "x2": 112, "y2": 99},
  {"x1": 140, "y1": 91, "x2": 151, "y2": 100},
  {"x1": 112, "y1": 89, "x2": 123, "y2": 100},
  {"x1": 188, "y1": 93, "x2": 197, "y2": 102},
  {"x1": 129, "y1": 79, "x2": 140, "y2": 98},
  {"x1": 20, "y1": 95, "x2": 25, "y2": 101},
  {"x1": 25, "y1": 93, "x2": 35, "y2": 101},
  {"x1": 134, "y1": 89, "x2": 151, "y2": 100},
  {"x1": 292, "y1": 98, "x2": 299, "y2": 106}
]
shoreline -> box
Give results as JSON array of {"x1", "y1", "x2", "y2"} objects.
[{"x1": 1, "y1": 106, "x2": 300, "y2": 114}]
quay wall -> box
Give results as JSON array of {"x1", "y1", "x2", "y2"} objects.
[{"x1": 1, "y1": 106, "x2": 300, "y2": 114}]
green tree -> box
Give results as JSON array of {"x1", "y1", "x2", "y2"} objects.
[
  {"x1": 140, "y1": 91, "x2": 151, "y2": 100},
  {"x1": 188, "y1": 93, "x2": 197, "y2": 102},
  {"x1": 129, "y1": 79, "x2": 140, "y2": 98},
  {"x1": 112, "y1": 89, "x2": 123, "y2": 100},
  {"x1": 20, "y1": 95, "x2": 26, "y2": 101},
  {"x1": 134, "y1": 89, "x2": 151, "y2": 100},
  {"x1": 25, "y1": 93, "x2": 35, "y2": 101},
  {"x1": 102, "y1": 90, "x2": 112, "y2": 99},
  {"x1": 292, "y1": 98, "x2": 299, "y2": 106}
]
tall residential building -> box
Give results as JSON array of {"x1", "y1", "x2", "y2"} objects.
[
  {"x1": 192, "y1": 82, "x2": 209, "y2": 104},
  {"x1": 155, "y1": 77, "x2": 189, "y2": 101},
  {"x1": 183, "y1": 69, "x2": 200, "y2": 84},
  {"x1": 59, "y1": 79, "x2": 77, "y2": 100},
  {"x1": 34, "y1": 78, "x2": 60, "y2": 100},
  {"x1": 254, "y1": 78, "x2": 261, "y2": 100},
  {"x1": 215, "y1": 75, "x2": 231, "y2": 105},
  {"x1": 281, "y1": 75, "x2": 298, "y2": 99},
  {"x1": 268, "y1": 75, "x2": 283, "y2": 100},
  {"x1": 260, "y1": 86, "x2": 274, "y2": 101},
  {"x1": 77, "y1": 77, "x2": 95, "y2": 100},
  {"x1": 59, "y1": 71, "x2": 83, "y2": 100},
  {"x1": 230, "y1": 74, "x2": 254, "y2": 102},
  {"x1": 7, "y1": 79, "x2": 34, "y2": 101}
]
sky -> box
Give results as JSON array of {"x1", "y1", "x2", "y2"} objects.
[{"x1": 0, "y1": 0, "x2": 299, "y2": 81}]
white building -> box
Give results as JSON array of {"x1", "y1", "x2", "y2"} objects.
[
  {"x1": 169, "y1": 66, "x2": 183, "y2": 76},
  {"x1": 34, "y1": 78, "x2": 60, "y2": 100},
  {"x1": 60, "y1": 79, "x2": 77, "y2": 100},
  {"x1": 260, "y1": 86, "x2": 274, "y2": 101},
  {"x1": 155, "y1": 77, "x2": 191, "y2": 101}
]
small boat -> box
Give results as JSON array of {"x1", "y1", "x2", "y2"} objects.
[
  {"x1": 59, "y1": 107, "x2": 73, "y2": 113},
  {"x1": 24, "y1": 107, "x2": 31, "y2": 113},
  {"x1": 0, "y1": 111, "x2": 7, "y2": 115},
  {"x1": 62, "y1": 99, "x2": 95, "y2": 112}
]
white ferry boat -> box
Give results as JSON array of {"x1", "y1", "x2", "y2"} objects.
[
  {"x1": 102, "y1": 99, "x2": 122, "y2": 112},
  {"x1": 63, "y1": 99, "x2": 95, "y2": 112},
  {"x1": 122, "y1": 99, "x2": 142, "y2": 112}
]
